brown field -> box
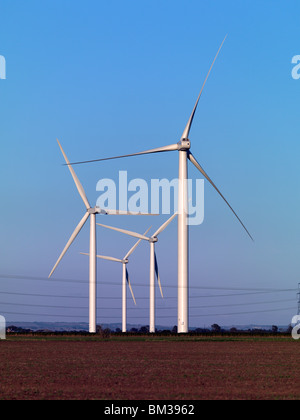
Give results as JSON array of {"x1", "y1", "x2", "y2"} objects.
[{"x1": 0, "y1": 336, "x2": 299, "y2": 400}]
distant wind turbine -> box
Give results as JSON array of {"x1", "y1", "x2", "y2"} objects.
[
  {"x1": 98, "y1": 213, "x2": 178, "y2": 333},
  {"x1": 81, "y1": 226, "x2": 151, "y2": 332}
]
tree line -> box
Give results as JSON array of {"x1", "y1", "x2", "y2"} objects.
[{"x1": 6, "y1": 323, "x2": 294, "y2": 336}]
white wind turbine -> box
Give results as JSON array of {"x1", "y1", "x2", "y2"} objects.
[
  {"x1": 98, "y1": 213, "x2": 178, "y2": 333},
  {"x1": 80, "y1": 226, "x2": 151, "y2": 333},
  {"x1": 49, "y1": 139, "x2": 153, "y2": 333},
  {"x1": 67, "y1": 36, "x2": 253, "y2": 333}
]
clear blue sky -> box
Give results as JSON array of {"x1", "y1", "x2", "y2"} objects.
[{"x1": 0, "y1": 0, "x2": 300, "y2": 329}]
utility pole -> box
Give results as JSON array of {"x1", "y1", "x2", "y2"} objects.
[{"x1": 297, "y1": 283, "x2": 300, "y2": 316}]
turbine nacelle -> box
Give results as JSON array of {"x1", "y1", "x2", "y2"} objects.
[
  {"x1": 88, "y1": 207, "x2": 104, "y2": 215},
  {"x1": 177, "y1": 139, "x2": 191, "y2": 151}
]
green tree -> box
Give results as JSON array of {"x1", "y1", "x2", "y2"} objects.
[{"x1": 211, "y1": 324, "x2": 221, "y2": 333}]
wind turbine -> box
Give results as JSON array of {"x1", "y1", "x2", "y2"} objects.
[
  {"x1": 66, "y1": 36, "x2": 253, "y2": 333},
  {"x1": 80, "y1": 226, "x2": 151, "y2": 333},
  {"x1": 49, "y1": 140, "x2": 153, "y2": 333},
  {"x1": 98, "y1": 213, "x2": 178, "y2": 333}
]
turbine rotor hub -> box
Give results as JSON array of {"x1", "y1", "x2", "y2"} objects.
[
  {"x1": 178, "y1": 139, "x2": 191, "y2": 151},
  {"x1": 150, "y1": 237, "x2": 158, "y2": 243},
  {"x1": 88, "y1": 207, "x2": 105, "y2": 215}
]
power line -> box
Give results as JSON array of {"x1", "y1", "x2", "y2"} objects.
[
  {"x1": 0, "y1": 291, "x2": 121, "y2": 300},
  {"x1": 189, "y1": 299, "x2": 297, "y2": 310},
  {"x1": 0, "y1": 301, "x2": 88, "y2": 310},
  {"x1": 0, "y1": 289, "x2": 296, "y2": 301},
  {"x1": 0, "y1": 273, "x2": 297, "y2": 292},
  {"x1": 0, "y1": 298, "x2": 296, "y2": 311},
  {"x1": 2, "y1": 311, "x2": 89, "y2": 319},
  {"x1": 1, "y1": 306, "x2": 296, "y2": 320},
  {"x1": 188, "y1": 307, "x2": 296, "y2": 318},
  {"x1": 0, "y1": 274, "x2": 297, "y2": 323}
]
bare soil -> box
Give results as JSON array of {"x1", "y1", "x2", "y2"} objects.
[{"x1": 0, "y1": 337, "x2": 299, "y2": 400}]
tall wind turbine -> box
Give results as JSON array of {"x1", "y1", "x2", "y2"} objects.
[
  {"x1": 81, "y1": 226, "x2": 151, "y2": 332},
  {"x1": 66, "y1": 36, "x2": 253, "y2": 333},
  {"x1": 98, "y1": 213, "x2": 178, "y2": 333}
]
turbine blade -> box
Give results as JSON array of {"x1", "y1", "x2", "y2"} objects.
[
  {"x1": 152, "y1": 213, "x2": 178, "y2": 238},
  {"x1": 124, "y1": 227, "x2": 152, "y2": 260},
  {"x1": 181, "y1": 35, "x2": 227, "y2": 141},
  {"x1": 49, "y1": 212, "x2": 90, "y2": 278},
  {"x1": 154, "y1": 252, "x2": 164, "y2": 299},
  {"x1": 57, "y1": 139, "x2": 91, "y2": 210},
  {"x1": 80, "y1": 253, "x2": 123, "y2": 263},
  {"x1": 188, "y1": 152, "x2": 253, "y2": 241},
  {"x1": 97, "y1": 255, "x2": 123, "y2": 263},
  {"x1": 104, "y1": 209, "x2": 158, "y2": 216},
  {"x1": 126, "y1": 268, "x2": 136, "y2": 305},
  {"x1": 64, "y1": 144, "x2": 179, "y2": 166},
  {"x1": 97, "y1": 223, "x2": 150, "y2": 241}
]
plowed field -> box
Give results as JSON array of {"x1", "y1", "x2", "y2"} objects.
[{"x1": 0, "y1": 337, "x2": 299, "y2": 400}]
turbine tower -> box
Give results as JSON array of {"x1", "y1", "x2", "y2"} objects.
[
  {"x1": 66, "y1": 36, "x2": 253, "y2": 333},
  {"x1": 98, "y1": 213, "x2": 177, "y2": 333},
  {"x1": 81, "y1": 226, "x2": 151, "y2": 332}
]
